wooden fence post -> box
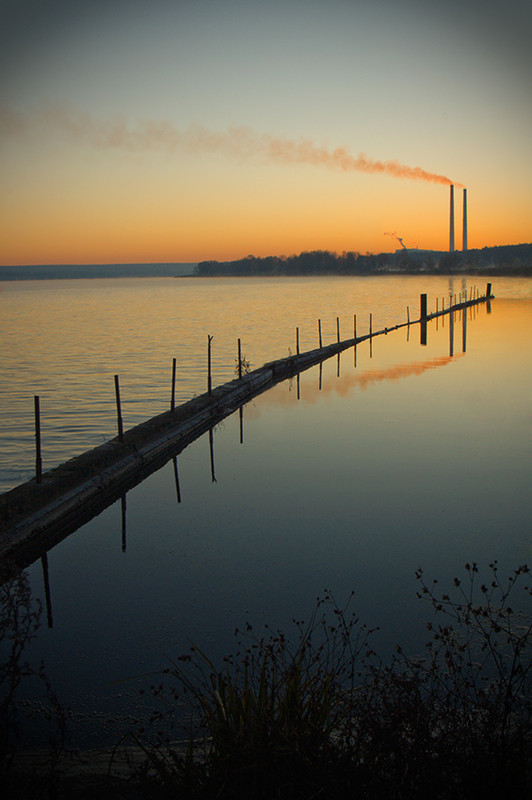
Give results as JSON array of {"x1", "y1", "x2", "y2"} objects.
[
  {"x1": 34, "y1": 395, "x2": 42, "y2": 484},
  {"x1": 318, "y1": 319, "x2": 322, "y2": 348},
  {"x1": 449, "y1": 309, "x2": 455, "y2": 357},
  {"x1": 114, "y1": 375, "x2": 124, "y2": 441},
  {"x1": 207, "y1": 335, "x2": 213, "y2": 395},
  {"x1": 171, "y1": 357, "x2": 177, "y2": 411},
  {"x1": 238, "y1": 338, "x2": 242, "y2": 379}
]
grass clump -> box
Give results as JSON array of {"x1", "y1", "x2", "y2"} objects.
[{"x1": 131, "y1": 563, "x2": 531, "y2": 799}]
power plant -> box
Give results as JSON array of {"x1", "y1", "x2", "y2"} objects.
[
  {"x1": 449, "y1": 184, "x2": 468, "y2": 252},
  {"x1": 449, "y1": 184, "x2": 455, "y2": 252},
  {"x1": 462, "y1": 188, "x2": 468, "y2": 251}
]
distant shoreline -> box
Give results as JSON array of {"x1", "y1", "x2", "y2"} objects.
[
  {"x1": 1, "y1": 243, "x2": 532, "y2": 280},
  {"x1": 0, "y1": 263, "x2": 197, "y2": 280}
]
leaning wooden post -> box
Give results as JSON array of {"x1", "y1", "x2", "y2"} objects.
[
  {"x1": 34, "y1": 395, "x2": 42, "y2": 484},
  {"x1": 207, "y1": 335, "x2": 213, "y2": 395},
  {"x1": 237, "y1": 338, "x2": 242, "y2": 379},
  {"x1": 486, "y1": 282, "x2": 492, "y2": 298},
  {"x1": 318, "y1": 319, "x2": 322, "y2": 348},
  {"x1": 407, "y1": 306, "x2": 410, "y2": 325},
  {"x1": 296, "y1": 327, "x2": 300, "y2": 355},
  {"x1": 171, "y1": 357, "x2": 177, "y2": 411},
  {"x1": 114, "y1": 375, "x2": 124, "y2": 441},
  {"x1": 336, "y1": 316, "x2": 340, "y2": 343}
]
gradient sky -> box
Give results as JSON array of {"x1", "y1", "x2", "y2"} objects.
[{"x1": 1, "y1": 0, "x2": 531, "y2": 264}]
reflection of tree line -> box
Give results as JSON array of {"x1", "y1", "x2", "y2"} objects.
[{"x1": 196, "y1": 243, "x2": 532, "y2": 276}]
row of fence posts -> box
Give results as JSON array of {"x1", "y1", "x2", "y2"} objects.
[{"x1": 31, "y1": 285, "x2": 491, "y2": 484}]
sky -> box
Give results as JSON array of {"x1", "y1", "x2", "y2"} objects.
[{"x1": 1, "y1": 0, "x2": 531, "y2": 265}]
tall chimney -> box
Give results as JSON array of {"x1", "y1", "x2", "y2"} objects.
[
  {"x1": 462, "y1": 188, "x2": 468, "y2": 251},
  {"x1": 449, "y1": 184, "x2": 455, "y2": 252}
]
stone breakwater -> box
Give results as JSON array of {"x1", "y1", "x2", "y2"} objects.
[
  {"x1": 0, "y1": 285, "x2": 493, "y2": 574},
  {"x1": 0, "y1": 336, "x2": 363, "y2": 571}
]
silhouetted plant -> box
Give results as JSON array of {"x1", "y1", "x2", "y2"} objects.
[
  {"x1": 130, "y1": 564, "x2": 531, "y2": 798},
  {"x1": 234, "y1": 353, "x2": 251, "y2": 377},
  {"x1": 350, "y1": 562, "x2": 532, "y2": 797},
  {"x1": 0, "y1": 567, "x2": 66, "y2": 786}
]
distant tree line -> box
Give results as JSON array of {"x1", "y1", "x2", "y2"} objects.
[{"x1": 196, "y1": 243, "x2": 532, "y2": 277}]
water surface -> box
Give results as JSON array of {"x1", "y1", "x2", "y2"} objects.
[{"x1": 1, "y1": 275, "x2": 530, "y2": 748}]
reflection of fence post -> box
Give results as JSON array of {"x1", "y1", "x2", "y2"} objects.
[
  {"x1": 171, "y1": 357, "x2": 177, "y2": 411},
  {"x1": 209, "y1": 428, "x2": 216, "y2": 482},
  {"x1": 121, "y1": 495, "x2": 127, "y2": 552},
  {"x1": 34, "y1": 395, "x2": 42, "y2": 484},
  {"x1": 207, "y1": 335, "x2": 213, "y2": 395},
  {"x1": 173, "y1": 456, "x2": 182, "y2": 503},
  {"x1": 41, "y1": 553, "x2": 53, "y2": 628},
  {"x1": 114, "y1": 375, "x2": 124, "y2": 441}
]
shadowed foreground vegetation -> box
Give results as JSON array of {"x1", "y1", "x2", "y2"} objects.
[{"x1": 2, "y1": 563, "x2": 531, "y2": 798}]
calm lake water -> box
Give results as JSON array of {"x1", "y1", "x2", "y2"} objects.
[{"x1": 1, "y1": 274, "x2": 531, "y2": 749}]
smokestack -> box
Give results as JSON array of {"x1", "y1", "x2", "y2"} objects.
[
  {"x1": 462, "y1": 188, "x2": 468, "y2": 251},
  {"x1": 449, "y1": 184, "x2": 455, "y2": 252}
]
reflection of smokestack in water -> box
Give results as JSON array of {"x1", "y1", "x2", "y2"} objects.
[
  {"x1": 449, "y1": 184, "x2": 455, "y2": 252},
  {"x1": 462, "y1": 188, "x2": 468, "y2": 250}
]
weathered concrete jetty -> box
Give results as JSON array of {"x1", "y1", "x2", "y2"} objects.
[{"x1": 0, "y1": 286, "x2": 493, "y2": 570}]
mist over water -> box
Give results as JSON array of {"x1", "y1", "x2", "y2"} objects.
[{"x1": 1, "y1": 274, "x2": 531, "y2": 749}]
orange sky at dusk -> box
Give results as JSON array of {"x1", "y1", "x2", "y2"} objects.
[{"x1": 1, "y1": 1, "x2": 531, "y2": 266}]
